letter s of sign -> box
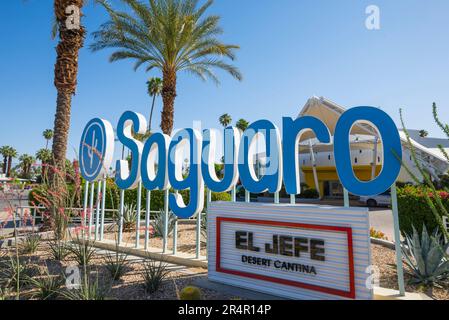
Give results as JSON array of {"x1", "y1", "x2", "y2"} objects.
[
  {"x1": 334, "y1": 107, "x2": 402, "y2": 196},
  {"x1": 115, "y1": 111, "x2": 147, "y2": 190},
  {"x1": 282, "y1": 116, "x2": 331, "y2": 195},
  {"x1": 167, "y1": 128, "x2": 205, "y2": 218},
  {"x1": 202, "y1": 127, "x2": 240, "y2": 192}
]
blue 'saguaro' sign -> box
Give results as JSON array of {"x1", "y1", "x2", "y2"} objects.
[{"x1": 79, "y1": 106, "x2": 402, "y2": 218}]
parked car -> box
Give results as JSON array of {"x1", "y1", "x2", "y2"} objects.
[{"x1": 359, "y1": 190, "x2": 391, "y2": 207}]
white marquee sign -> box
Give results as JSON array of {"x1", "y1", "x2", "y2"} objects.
[{"x1": 208, "y1": 202, "x2": 373, "y2": 300}]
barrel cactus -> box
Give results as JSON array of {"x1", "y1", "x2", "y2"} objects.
[{"x1": 179, "y1": 286, "x2": 202, "y2": 300}]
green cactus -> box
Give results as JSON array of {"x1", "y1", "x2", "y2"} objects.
[{"x1": 179, "y1": 286, "x2": 202, "y2": 300}]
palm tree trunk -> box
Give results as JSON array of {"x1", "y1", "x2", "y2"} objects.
[
  {"x1": 52, "y1": 91, "x2": 73, "y2": 168},
  {"x1": 51, "y1": 0, "x2": 85, "y2": 170},
  {"x1": 148, "y1": 94, "x2": 156, "y2": 133},
  {"x1": 7, "y1": 156, "x2": 12, "y2": 177},
  {"x1": 2, "y1": 157, "x2": 6, "y2": 174},
  {"x1": 46, "y1": 140, "x2": 49, "y2": 150},
  {"x1": 160, "y1": 67, "x2": 177, "y2": 135}
]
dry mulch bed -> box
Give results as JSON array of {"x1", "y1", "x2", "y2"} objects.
[
  {"x1": 1, "y1": 231, "x2": 448, "y2": 300},
  {"x1": 372, "y1": 244, "x2": 449, "y2": 300},
  {"x1": 104, "y1": 222, "x2": 207, "y2": 257},
  {"x1": 0, "y1": 242, "x2": 236, "y2": 300}
]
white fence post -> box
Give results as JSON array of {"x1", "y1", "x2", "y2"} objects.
[
  {"x1": 144, "y1": 190, "x2": 151, "y2": 250},
  {"x1": 95, "y1": 181, "x2": 102, "y2": 240},
  {"x1": 391, "y1": 183, "x2": 406, "y2": 296},
  {"x1": 135, "y1": 181, "x2": 142, "y2": 248},
  {"x1": 163, "y1": 189, "x2": 169, "y2": 253},
  {"x1": 88, "y1": 182, "x2": 95, "y2": 240},
  {"x1": 100, "y1": 177, "x2": 106, "y2": 241},
  {"x1": 82, "y1": 180, "x2": 89, "y2": 228},
  {"x1": 118, "y1": 189, "x2": 125, "y2": 245}
]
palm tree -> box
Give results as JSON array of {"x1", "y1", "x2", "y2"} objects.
[
  {"x1": 5, "y1": 147, "x2": 18, "y2": 177},
  {"x1": 19, "y1": 154, "x2": 35, "y2": 177},
  {"x1": 0, "y1": 146, "x2": 9, "y2": 175},
  {"x1": 43, "y1": 129, "x2": 54, "y2": 149},
  {"x1": 219, "y1": 113, "x2": 232, "y2": 128},
  {"x1": 147, "y1": 77, "x2": 163, "y2": 133},
  {"x1": 236, "y1": 118, "x2": 249, "y2": 132},
  {"x1": 91, "y1": 0, "x2": 242, "y2": 135},
  {"x1": 36, "y1": 148, "x2": 52, "y2": 179},
  {"x1": 51, "y1": 0, "x2": 86, "y2": 169}
]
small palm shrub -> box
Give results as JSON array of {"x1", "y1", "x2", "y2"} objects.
[
  {"x1": 151, "y1": 209, "x2": 176, "y2": 238},
  {"x1": 68, "y1": 239, "x2": 96, "y2": 266},
  {"x1": 105, "y1": 250, "x2": 128, "y2": 281},
  {"x1": 25, "y1": 267, "x2": 64, "y2": 300},
  {"x1": 20, "y1": 234, "x2": 41, "y2": 254},
  {"x1": 401, "y1": 226, "x2": 449, "y2": 286},
  {"x1": 142, "y1": 259, "x2": 170, "y2": 293},
  {"x1": 179, "y1": 286, "x2": 202, "y2": 300},
  {"x1": 48, "y1": 239, "x2": 70, "y2": 261}
]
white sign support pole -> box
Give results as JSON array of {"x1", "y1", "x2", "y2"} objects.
[
  {"x1": 245, "y1": 190, "x2": 250, "y2": 203},
  {"x1": 173, "y1": 216, "x2": 178, "y2": 255},
  {"x1": 231, "y1": 186, "x2": 236, "y2": 202},
  {"x1": 274, "y1": 192, "x2": 278, "y2": 204},
  {"x1": 118, "y1": 189, "x2": 125, "y2": 245},
  {"x1": 135, "y1": 181, "x2": 142, "y2": 248},
  {"x1": 344, "y1": 188, "x2": 350, "y2": 208},
  {"x1": 309, "y1": 140, "x2": 321, "y2": 199},
  {"x1": 144, "y1": 190, "x2": 151, "y2": 251},
  {"x1": 290, "y1": 194, "x2": 295, "y2": 204},
  {"x1": 391, "y1": 183, "x2": 406, "y2": 296},
  {"x1": 82, "y1": 180, "x2": 89, "y2": 228},
  {"x1": 173, "y1": 191, "x2": 181, "y2": 255},
  {"x1": 163, "y1": 189, "x2": 169, "y2": 253},
  {"x1": 95, "y1": 180, "x2": 102, "y2": 240},
  {"x1": 88, "y1": 182, "x2": 95, "y2": 240},
  {"x1": 371, "y1": 136, "x2": 379, "y2": 179},
  {"x1": 100, "y1": 177, "x2": 106, "y2": 241}
]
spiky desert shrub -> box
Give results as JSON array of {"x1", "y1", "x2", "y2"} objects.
[
  {"x1": 142, "y1": 259, "x2": 169, "y2": 293},
  {"x1": 401, "y1": 226, "x2": 449, "y2": 286}
]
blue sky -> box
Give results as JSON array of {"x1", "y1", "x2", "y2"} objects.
[{"x1": 1, "y1": 0, "x2": 449, "y2": 162}]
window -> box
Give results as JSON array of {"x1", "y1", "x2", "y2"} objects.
[
  {"x1": 354, "y1": 157, "x2": 358, "y2": 164},
  {"x1": 328, "y1": 154, "x2": 331, "y2": 160}
]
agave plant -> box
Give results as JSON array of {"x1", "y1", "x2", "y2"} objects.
[
  {"x1": 151, "y1": 209, "x2": 176, "y2": 238},
  {"x1": 20, "y1": 234, "x2": 42, "y2": 255},
  {"x1": 122, "y1": 203, "x2": 138, "y2": 232},
  {"x1": 401, "y1": 225, "x2": 449, "y2": 286}
]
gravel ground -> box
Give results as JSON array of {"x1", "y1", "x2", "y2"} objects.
[
  {"x1": 371, "y1": 244, "x2": 449, "y2": 300},
  {"x1": 0, "y1": 242, "x2": 236, "y2": 300},
  {"x1": 104, "y1": 222, "x2": 207, "y2": 256},
  {"x1": 1, "y1": 236, "x2": 448, "y2": 300}
]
